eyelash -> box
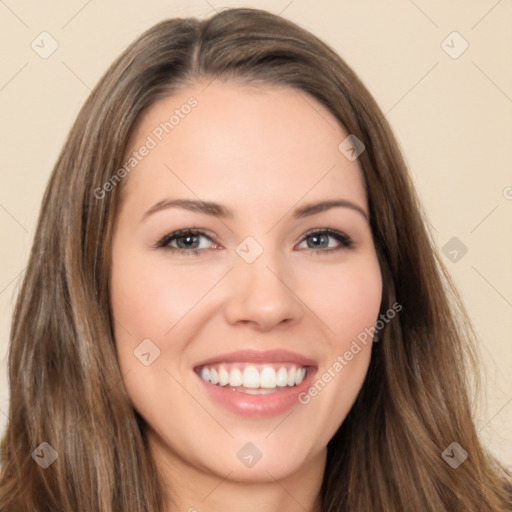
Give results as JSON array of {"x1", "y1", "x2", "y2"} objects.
[{"x1": 155, "y1": 228, "x2": 353, "y2": 256}]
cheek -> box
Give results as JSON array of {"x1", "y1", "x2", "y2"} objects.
[
  {"x1": 109, "y1": 248, "x2": 210, "y2": 425},
  {"x1": 293, "y1": 255, "x2": 382, "y2": 427},
  {"x1": 298, "y1": 255, "x2": 383, "y2": 343},
  {"x1": 111, "y1": 250, "x2": 213, "y2": 340},
  {"x1": 110, "y1": 246, "x2": 224, "y2": 410}
]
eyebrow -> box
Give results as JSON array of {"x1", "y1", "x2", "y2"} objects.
[{"x1": 141, "y1": 198, "x2": 369, "y2": 222}]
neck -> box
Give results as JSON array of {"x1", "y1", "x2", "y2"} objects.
[{"x1": 147, "y1": 429, "x2": 326, "y2": 512}]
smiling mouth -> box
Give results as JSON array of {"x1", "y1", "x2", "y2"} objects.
[{"x1": 195, "y1": 362, "x2": 309, "y2": 394}]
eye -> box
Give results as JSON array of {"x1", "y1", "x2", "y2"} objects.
[
  {"x1": 155, "y1": 229, "x2": 217, "y2": 256},
  {"x1": 296, "y1": 229, "x2": 353, "y2": 254}
]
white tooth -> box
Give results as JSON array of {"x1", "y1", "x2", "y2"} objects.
[
  {"x1": 295, "y1": 367, "x2": 306, "y2": 385},
  {"x1": 229, "y1": 367, "x2": 243, "y2": 387},
  {"x1": 243, "y1": 366, "x2": 260, "y2": 388},
  {"x1": 218, "y1": 367, "x2": 229, "y2": 386},
  {"x1": 260, "y1": 366, "x2": 277, "y2": 388},
  {"x1": 276, "y1": 367, "x2": 288, "y2": 387},
  {"x1": 200, "y1": 367, "x2": 211, "y2": 382},
  {"x1": 287, "y1": 366, "x2": 296, "y2": 386},
  {"x1": 203, "y1": 364, "x2": 306, "y2": 388}
]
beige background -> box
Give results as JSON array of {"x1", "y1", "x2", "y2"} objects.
[{"x1": 1, "y1": 0, "x2": 511, "y2": 467}]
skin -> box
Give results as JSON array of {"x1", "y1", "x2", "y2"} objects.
[{"x1": 110, "y1": 80, "x2": 382, "y2": 512}]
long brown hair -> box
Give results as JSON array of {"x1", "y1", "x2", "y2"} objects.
[{"x1": 1, "y1": 7, "x2": 510, "y2": 511}]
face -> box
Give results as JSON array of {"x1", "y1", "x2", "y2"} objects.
[{"x1": 110, "y1": 80, "x2": 382, "y2": 485}]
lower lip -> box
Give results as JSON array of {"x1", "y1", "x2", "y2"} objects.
[{"x1": 195, "y1": 368, "x2": 317, "y2": 418}]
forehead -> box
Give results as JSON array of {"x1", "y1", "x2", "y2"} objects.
[{"x1": 120, "y1": 80, "x2": 367, "y2": 214}]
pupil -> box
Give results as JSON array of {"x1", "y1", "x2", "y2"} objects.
[
  {"x1": 310, "y1": 234, "x2": 327, "y2": 248},
  {"x1": 179, "y1": 235, "x2": 198, "y2": 249}
]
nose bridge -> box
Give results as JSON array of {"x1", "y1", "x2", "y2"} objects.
[{"x1": 223, "y1": 234, "x2": 302, "y2": 329}]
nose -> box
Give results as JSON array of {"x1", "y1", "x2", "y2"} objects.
[{"x1": 223, "y1": 250, "x2": 303, "y2": 332}]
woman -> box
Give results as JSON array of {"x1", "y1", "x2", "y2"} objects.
[{"x1": 1, "y1": 7, "x2": 510, "y2": 511}]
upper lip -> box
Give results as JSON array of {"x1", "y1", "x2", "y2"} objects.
[{"x1": 193, "y1": 349, "x2": 317, "y2": 369}]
